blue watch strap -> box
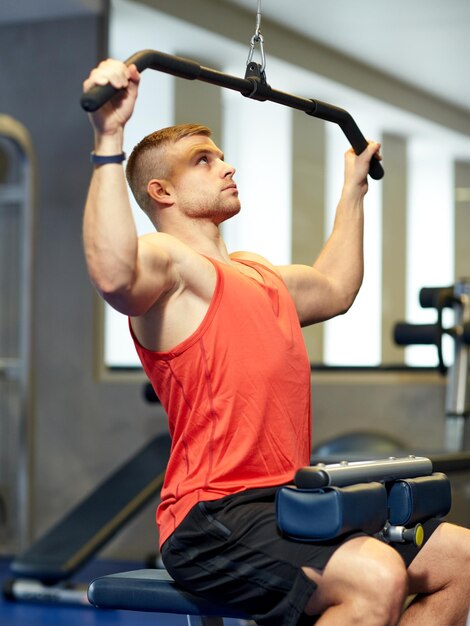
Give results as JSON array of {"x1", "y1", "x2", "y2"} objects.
[{"x1": 90, "y1": 151, "x2": 126, "y2": 165}]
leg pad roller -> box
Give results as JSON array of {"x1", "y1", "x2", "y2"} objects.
[
  {"x1": 276, "y1": 473, "x2": 451, "y2": 543},
  {"x1": 276, "y1": 482, "x2": 387, "y2": 541},
  {"x1": 387, "y1": 472, "x2": 451, "y2": 525}
]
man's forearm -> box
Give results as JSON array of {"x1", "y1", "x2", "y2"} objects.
[
  {"x1": 313, "y1": 192, "x2": 365, "y2": 308},
  {"x1": 83, "y1": 158, "x2": 139, "y2": 297}
]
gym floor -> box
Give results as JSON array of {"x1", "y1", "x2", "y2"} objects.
[{"x1": 1, "y1": 557, "x2": 241, "y2": 626}]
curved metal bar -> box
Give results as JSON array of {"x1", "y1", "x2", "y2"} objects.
[
  {"x1": 81, "y1": 49, "x2": 384, "y2": 180},
  {"x1": 295, "y1": 456, "x2": 433, "y2": 489}
]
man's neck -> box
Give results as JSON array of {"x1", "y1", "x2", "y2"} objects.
[{"x1": 162, "y1": 217, "x2": 231, "y2": 263}]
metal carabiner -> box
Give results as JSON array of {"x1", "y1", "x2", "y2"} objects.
[
  {"x1": 246, "y1": 0, "x2": 266, "y2": 73},
  {"x1": 246, "y1": 32, "x2": 266, "y2": 73}
]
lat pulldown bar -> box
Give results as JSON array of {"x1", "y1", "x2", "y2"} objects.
[{"x1": 80, "y1": 49, "x2": 384, "y2": 181}]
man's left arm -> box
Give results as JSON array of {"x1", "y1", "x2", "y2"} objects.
[{"x1": 278, "y1": 141, "x2": 381, "y2": 326}]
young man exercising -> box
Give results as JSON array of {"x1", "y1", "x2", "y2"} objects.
[{"x1": 83, "y1": 59, "x2": 470, "y2": 626}]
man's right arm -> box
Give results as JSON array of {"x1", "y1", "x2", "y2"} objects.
[{"x1": 82, "y1": 59, "x2": 177, "y2": 316}]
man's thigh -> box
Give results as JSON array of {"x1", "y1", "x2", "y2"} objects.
[
  {"x1": 302, "y1": 535, "x2": 407, "y2": 616},
  {"x1": 162, "y1": 488, "x2": 445, "y2": 625},
  {"x1": 406, "y1": 522, "x2": 470, "y2": 594},
  {"x1": 161, "y1": 488, "x2": 365, "y2": 626}
]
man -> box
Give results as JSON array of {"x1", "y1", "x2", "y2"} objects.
[{"x1": 83, "y1": 59, "x2": 470, "y2": 626}]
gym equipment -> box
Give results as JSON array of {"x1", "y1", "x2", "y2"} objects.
[
  {"x1": 276, "y1": 473, "x2": 452, "y2": 546},
  {"x1": 246, "y1": 0, "x2": 266, "y2": 73},
  {"x1": 87, "y1": 456, "x2": 451, "y2": 623},
  {"x1": 276, "y1": 482, "x2": 388, "y2": 541},
  {"x1": 0, "y1": 115, "x2": 35, "y2": 553},
  {"x1": 80, "y1": 51, "x2": 384, "y2": 180},
  {"x1": 394, "y1": 279, "x2": 470, "y2": 451},
  {"x1": 143, "y1": 380, "x2": 160, "y2": 404},
  {"x1": 4, "y1": 432, "x2": 171, "y2": 605},
  {"x1": 88, "y1": 568, "x2": 250, "y2": 626},
  {"x1": 284, "y1": 456, "x2": 450, "y2": 545},
  {"x1": 386, "y1": 474, "x2": 451, "y2": 526},
  {"x1": 276, "y1": 476, "x2": 450, "y2": 545},
  {"x1": 296, "y1": 455, "x2": 433, "y2": 488}
]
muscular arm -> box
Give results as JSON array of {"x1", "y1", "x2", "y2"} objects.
[
  {"x1": 279, "y1": 142, "x2": 381, "y2": 326},
  {"x1": 82, "y1": 60, "x2": 177, "y2": 316}
]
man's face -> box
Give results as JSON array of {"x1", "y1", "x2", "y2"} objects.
[{"x1": 167, "y1": 135, "x2": 241, "y2": 224}]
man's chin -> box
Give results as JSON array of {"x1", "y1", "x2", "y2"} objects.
[{"x1": 217, "y1": 204, "x2": 241, "y2": 224}]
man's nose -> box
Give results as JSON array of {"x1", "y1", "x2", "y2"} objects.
[{"x1": 222, "y1": 161, "x2": 236, "y2": 177}]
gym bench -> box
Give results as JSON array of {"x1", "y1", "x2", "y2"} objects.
[
  {"x1": 88, "y1": 568, "x2": 251, "y2": 626},
  {"x1": 88, "y1": 456, "x2": 451, "y2": 624}
]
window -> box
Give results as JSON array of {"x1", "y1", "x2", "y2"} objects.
[{"x1": 102, "y1": 0, "x2": 470, "y2": 370}]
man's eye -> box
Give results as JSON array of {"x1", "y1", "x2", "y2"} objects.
[{"x1": 198, "y1": 156, "x2": 209, "y2": 164}]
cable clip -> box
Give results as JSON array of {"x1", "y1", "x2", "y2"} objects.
[{"x1": 246, "y1": 0, "x2": 266, "y2": 74}]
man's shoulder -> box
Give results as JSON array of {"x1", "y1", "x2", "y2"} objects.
[
  {"x1": 139, "y1": 232, "x2": 206, "y2": 266},
  {"x1": 139, "y1": 231, "x2": 181, "y2": 249},
  {"x1": 230, "y1": 250, "x2": 274, "y2": 267},
  {"x1": 230, "y1": 250, "x2": 286, "y2": 279}
]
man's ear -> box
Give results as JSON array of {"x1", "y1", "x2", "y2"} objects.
[{"x1": 147, "y1": 179, "x2": 174, "y2": 207}]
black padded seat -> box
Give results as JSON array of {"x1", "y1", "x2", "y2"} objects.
[{"x1": 88, "y1": 568, "x2": 251, "y2": 626}]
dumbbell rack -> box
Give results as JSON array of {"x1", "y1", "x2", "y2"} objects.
[{"x1": 394, "y1": 279, "x2": 470, "y2": 452}]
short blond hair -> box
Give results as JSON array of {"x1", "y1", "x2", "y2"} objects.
[{"x1": 126, "y1": 123, "x2": 211, "y2": 217}]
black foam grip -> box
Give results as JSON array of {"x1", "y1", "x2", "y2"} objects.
[
  {"x1": 368, "y1": 156, "x2": 384, "y2": 180},
  {"x1": 81, "y1": 82, "x2": 121, "y2": 113},
  {"x1": 419, "y1": 286, "x2": 453, "y2": 309},
  {"x1": 80, "y1": 50, "x2": 203, "y2": 112},
  {"x1": 393, "y1": 322, "x2": 439, "y2": 346},
  {"x1": 344, "y1": 119, "x2": 383, "y2": 179}
]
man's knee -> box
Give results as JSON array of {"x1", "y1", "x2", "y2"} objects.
[
  {"x1": 360, "y1": 552, "x2": 408, "y2": 621},
  {"x1": 303, "y1": 538, "x2": 408, "y2": 622}
]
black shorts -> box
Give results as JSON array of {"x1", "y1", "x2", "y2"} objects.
[{"x1": 161, "y1": 486, "x2": 441, "y2": 626}]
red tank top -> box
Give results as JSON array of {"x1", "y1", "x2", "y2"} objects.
[{"x1": 130, "y1": 257, "x2": 312, "y2": 547}]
